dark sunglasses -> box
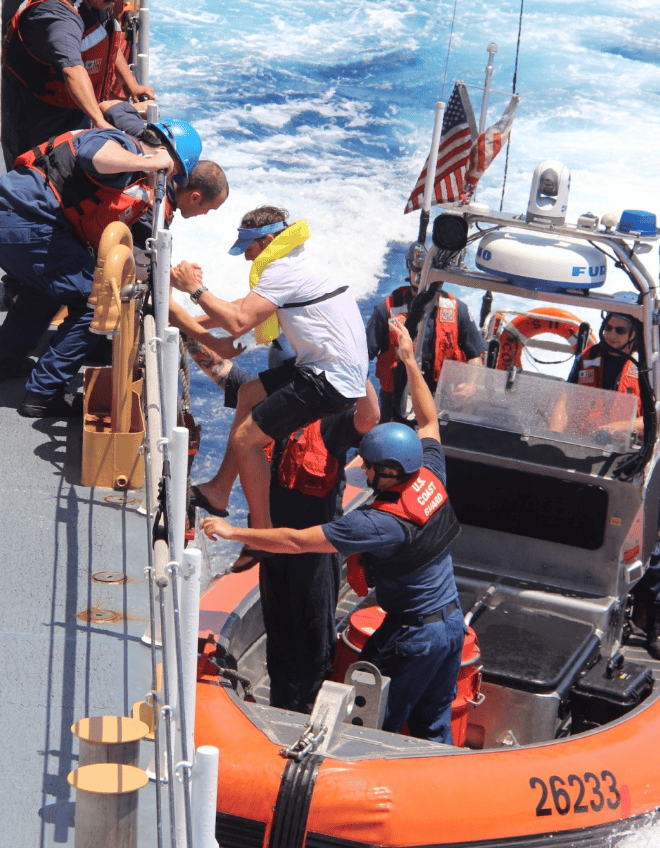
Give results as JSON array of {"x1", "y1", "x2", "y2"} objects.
[{"x1": 603, "y1": 324, "x2": 631, "y2": 336}]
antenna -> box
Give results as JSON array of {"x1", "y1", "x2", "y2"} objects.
[{"x1": 479, "y1": 43, "x2": 499, "y2": 133}]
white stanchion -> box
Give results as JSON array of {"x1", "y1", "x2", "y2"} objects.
[
  {"x1": 192, "y1": 747, "x2": 220, "y2": 848},
  {"x1": 478, "y1": 43, "x2": 498, "y2": 134},
  {"x1": 137, "y1": 1, "x2": 149, "y2": 85},
  {"x1": 171, "y1": 427, "x2": 189, "y2": 565},
  {"x1": 181, "y1": 548, "x2": 202, "y2": 761},
  {"x1": 153, "y1": 227, "x2": 172, "y2": 342},
  {"x1": 163, "y1": 326, "x2": 179, "y2": 443},
  {"x1": 171, "y1": 547, "x2": 203, "y2": 848}
]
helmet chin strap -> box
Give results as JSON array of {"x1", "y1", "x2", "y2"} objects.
[
  {"x1": 599, "y1": 328, "x2": 635, "y2": 356},
  {"x1": 369, "y1": 465, "x2": 405, "y2": 491}
]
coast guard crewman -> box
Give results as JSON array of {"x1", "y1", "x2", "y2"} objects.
[
  {"x1": 2, "y1": 0, "x2": 154, "y2": 167},
  {"x1": 183, "y1": 333, "x2": 380, "y2": 713},
  {"x1": 567, "y1": 311, "x2": 643, "y2": 437},
  {"x1": 367, "y1": 241, "x2": 425, "y2": 422},
  {"x1": 0, "y1": 120, "x2": 201, "y2": 417},
  {"x1": 567, "y1": 311, "x2": 659, "y2": 658},
  {"x1": 389, "y1": 261, "x2": 486, "y2": 426},
  {"x1": 202, "y1": 321, "x2": 466, "y2": 744}
]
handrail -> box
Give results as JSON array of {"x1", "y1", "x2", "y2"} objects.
[{"x1": 131, "y1": 8, "x2": 218, "y2": 847}]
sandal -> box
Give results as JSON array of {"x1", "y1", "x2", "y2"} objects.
[
  {"x1": 230, "y1": 547, "x2": 270, "y2": 573},
  {"x1": 189, "y1": 485, "x2": 229, "y2": 518}
]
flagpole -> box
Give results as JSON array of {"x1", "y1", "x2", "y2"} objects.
[
  {"x1": 478, "y1": 42, "x2": 498, "y2": 133},
  {"x1": 417, "y1": 100, "x2": 445, "y2": 244}
]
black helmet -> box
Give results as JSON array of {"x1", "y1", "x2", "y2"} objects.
[{"x1": 405, "y1": 242, "x2": 427, "y2": 272}]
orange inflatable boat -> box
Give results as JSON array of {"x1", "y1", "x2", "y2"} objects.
[
  {"x1": 196, "y1": 439, "x2": 660, "y2": 848},
  {"x1": 196, "y1": 204, "x2": 660, "y2": 847}
]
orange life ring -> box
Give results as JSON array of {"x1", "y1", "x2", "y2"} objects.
[{"x1": 493, "y1": 307, "x2": 595, "y2": 370}]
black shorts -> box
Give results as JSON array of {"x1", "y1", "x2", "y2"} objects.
[{"x1": 252, "y1": 360, "x2": 356, "y2": 440}]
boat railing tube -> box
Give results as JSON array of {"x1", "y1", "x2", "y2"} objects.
[
  {"x1": 192, "y1": 746, "x2": 220, "y2": 848},
  {"x1": 137, "y1": 0, "x2": 149, "y2": 85}
]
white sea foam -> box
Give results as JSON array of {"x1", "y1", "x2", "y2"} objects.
[
  {"x1": 153, "y1": 0, "x2": 660, "y2": 311},
  {"x1": 158, "y1": 0, "x2": 660, "y2": 592}
]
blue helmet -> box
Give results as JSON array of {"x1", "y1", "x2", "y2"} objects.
[
  {"x1": 359, "y1": 423, "x2": 423, "y2": 476},
  {"x1": 147, "y1": 118, "x2": 202, "y2": 180}
]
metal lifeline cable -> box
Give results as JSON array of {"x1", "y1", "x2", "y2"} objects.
[
  {"x1": 440, "y1": 0, "x2": 460, "y2": 100},
  {"x1": 499, "y1": 0, "x2": 524, "y2": 210}
]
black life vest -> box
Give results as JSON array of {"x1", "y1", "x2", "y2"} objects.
[{"x1": 359, "y1": 465, "x2": 460, "y2": 584}]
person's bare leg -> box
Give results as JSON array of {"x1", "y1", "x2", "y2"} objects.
[
  {"x1": 233, "y1": 414, "x2": 274, "y2": 529},
  {"x1": 194, "y1": 377, "x2": 267, "y2": 512}
]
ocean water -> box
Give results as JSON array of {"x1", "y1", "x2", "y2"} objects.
[
  {"x1": 150, "y1": 0, "x2": 660, "y2": 507},
  {"x1": 148, "y1": 4, "x2": 660, "y2": 842}
]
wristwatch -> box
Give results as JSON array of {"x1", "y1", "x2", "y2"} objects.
[{"x1": 190, "y1": 285, "x2": 208, "y2": 304}]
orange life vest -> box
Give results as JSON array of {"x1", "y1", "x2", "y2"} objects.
[
  {"x1": 270, "y1": 420, "x2": 340, "y2": 499},
  {"x1": 108, "y1": 4, "x2": 133, "y2": 99},
  {"x1": 346, "y1": 465, "x2": 460, "y2": 594},
  {"x1": 369, "y1": 466, "x2": 451, "y2": 526},
  {"x1": 4, "y1": 0, "x2": 122, "y2": 109},
  {"x1": 375, "y1": 285, "x2": 412, "y2": 392},
  {"x1": 430, "y1": 293, "x2": 466, "y2": 383},
  {"x1": 15, "y1": 130, "x2": 152, "y2": 252},
  {"x1": 576, "y1": 343, "x2": 642, "y2": 416}
]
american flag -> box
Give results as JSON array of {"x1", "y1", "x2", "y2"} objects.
[
  {"x1": 404, "y1": 82, "x2": 477, "y2": 213},
  {"x1": 465, "y1": 94, "x2": 520, "y2": 192}
]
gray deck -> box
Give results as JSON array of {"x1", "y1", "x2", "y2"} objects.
[{"x1": 0, "y1": 372, "x2": 158, "y2": 847}]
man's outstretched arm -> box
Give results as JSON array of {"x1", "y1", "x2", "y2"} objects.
[
  {"x1": 391, "y1": 320, "x2": 440, "y2": 442},
  {"x1": 201, "y1": 518, "x2": 337, "y2": 555},
  {"x1": 170, "y1": 260, "x2": 277, "y2": 338}
]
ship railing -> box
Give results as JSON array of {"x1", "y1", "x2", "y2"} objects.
[
  {"x1": 131, "y1": 166, "x2": 219, "y2": 848},
  {"x1": 134, "y1": 6, "x2": 219, "y2": 845}
]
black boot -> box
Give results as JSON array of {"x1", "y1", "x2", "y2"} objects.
[
  {"x1": 19, "y1": 389, "x2": 83, "y2": 419},
  {"x1": 0, "y1": 274, "x2": 21, "y2": 311}
]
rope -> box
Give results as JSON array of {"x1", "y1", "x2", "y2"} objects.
[
  {"x1": 499, "y1": 0, "x2": 524, "y2": 211},
  {"x1": 179, "y1": 334, "x2": 191, "y2": 415},
  {"x1": 440, "y1": 0, "x2": 460, "y2": 101},
  {"x1": 177, "y1": 333, "x2": 197, "y2": 522},
  {"x1": 511, "y1": 0, "x2": 524, "y2": 95}
]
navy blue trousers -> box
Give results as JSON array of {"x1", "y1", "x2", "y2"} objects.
[
  {"x1": 360, "y1": 607, "x2": 465, "y2": 744},
  {"x1": 0, "y1": 210, "x2": 98, "y2": 397}
]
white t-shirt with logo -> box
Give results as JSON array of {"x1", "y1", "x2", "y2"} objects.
[{"x1": 253, "y1": 246, "x2": 368, "y2": 399}]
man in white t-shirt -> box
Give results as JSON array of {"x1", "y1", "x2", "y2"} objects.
[{"x1": 170, "y1": 206, "x2": 369, "y2": 553}]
